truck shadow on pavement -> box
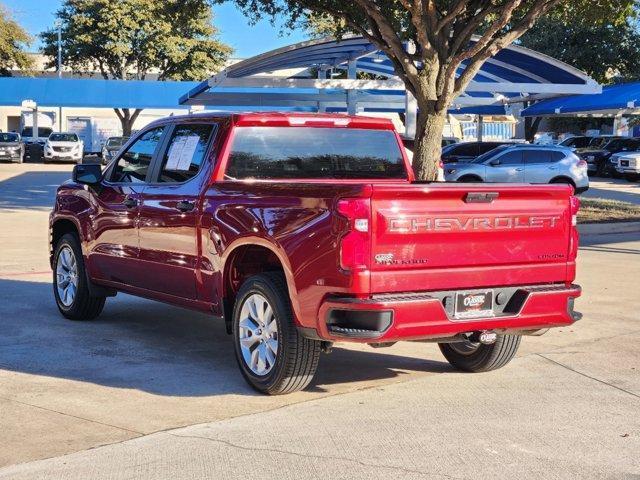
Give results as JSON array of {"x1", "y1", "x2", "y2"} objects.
[
  {"x1": 0, "y1": 171, "x2": 72, "y2": 211},
  {"x1": 0, "y1": 278, "x2": 450, "y2": 397}
]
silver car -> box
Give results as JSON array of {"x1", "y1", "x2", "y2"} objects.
[{"x1": 444, "y1": 144, "x2": 589, "y2": 193}]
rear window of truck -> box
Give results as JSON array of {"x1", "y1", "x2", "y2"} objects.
[{"x1": 225, "y1": 127, "x2": 406, "y2": 179}]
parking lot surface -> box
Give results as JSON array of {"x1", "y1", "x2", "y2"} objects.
[{"x1": 0, "y1": 163, "x2": 638, "y2": 479}]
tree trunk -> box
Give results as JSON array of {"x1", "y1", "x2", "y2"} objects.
[
  {"x1": 412, "y1": 107, "x2": 447, "y2": 181},
  {"x1": 114, "y1": 108, "x2": 143, "y2": 136}
]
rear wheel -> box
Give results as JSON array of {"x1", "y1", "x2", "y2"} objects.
[
  {"x1": 550, "y1": 177, "x2": 575, "y2": 190},
  {"x1": 232, "y1": 272, "x2": 321, "y2": 394},
  {"x1": 439, "y1": 334, "x2": 521, "y2": 372},
  {"x1": 53, "y1": 233, "x2": 105, "y2": 320}
]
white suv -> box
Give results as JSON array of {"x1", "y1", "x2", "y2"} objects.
[
  {"x1": 44, "y1": 133, "x2": 84, "y2": 164},
  {"x1": 616, "y1": 152, "x2": 640, "y2": 181}
]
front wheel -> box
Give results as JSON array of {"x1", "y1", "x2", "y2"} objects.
[
  {"x1": 232, "y1": 272, "x2": 321, "y2": 394},
  {"x1": 439, "y1": 334, "x2": 521, "y2": 372},
  {"x1": 53, "y1": 233, "x2": 105, "y2": 320}
]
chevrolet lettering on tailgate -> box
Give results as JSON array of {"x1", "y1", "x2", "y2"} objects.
[{"x1": 386, "y1": 215, "x2": 561, "y2": 233}]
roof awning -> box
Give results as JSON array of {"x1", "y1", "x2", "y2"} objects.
[
  {"x1": 521, "y1": 82, "x2": 640, "y2": 117},
  {"x1": 180, "y1": 35, "x2": 601, "y2": 112},
  {"x1": 0, "y1": 77, "x2": 200, "y2": 109}
]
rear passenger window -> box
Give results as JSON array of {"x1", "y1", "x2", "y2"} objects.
[
  {"x1": 157, "y1": 124, "x2": 215, "y2": 183},
  {"x1": 551, "y1": 151, "x2": 566, "y2": 162},
  {"x1": 524, "y1": 150, "x2": 552, "y2": 164},
  {"x1": 497, "y1": 150, "x2": 523, "y2": 165},
  {"x1": 111, "y1": 127, "x2": 164, "y2": 183}
]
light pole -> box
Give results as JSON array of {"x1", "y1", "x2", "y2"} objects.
[
  {"x1": 55, "y1": 20, "x2": 62, "y2": 79},
  {"x1": 55, "y1": 20, "x2": 63, "y2": 131}
]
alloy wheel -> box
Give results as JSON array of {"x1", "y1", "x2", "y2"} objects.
[
  {"x1": 56, "y1": 246, "x2": 78, "y2": 307},
  {"x1": 238, "y1": 293, "x2": 279, "y2": 376}
]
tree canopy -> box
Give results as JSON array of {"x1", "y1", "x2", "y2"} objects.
[
  {"x1": 0, "y1": 4, "x2": 34, "y2": 76},
  {"x1": 226, "y1": 0, "x2": 636, "y2": 179},
  {"x1": 40, "y1": 0, "x2": 232, "y2": 134},
  {"x1": 520, "y1": 16, "x2": 640, "y2": 84}
]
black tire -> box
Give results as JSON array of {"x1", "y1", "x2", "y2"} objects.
[
  {"x1": 550, "y1": 177, "x2": 576, "y2": 191},
  {"x1": 232, "y1": 272, "x2": 321, "y2": 395},
  {"x1": 53, "y1": 233, "x2": 105, "y2": 320},
  {"x1": 624, "y1": 173, "x2": 639, "y2": 182},
  {"x1": 458, "y1": 175, "x2": 483, "y2": 183},
  {"x1": 439, "y1": 334, "x2": 521, "y2": 372}
]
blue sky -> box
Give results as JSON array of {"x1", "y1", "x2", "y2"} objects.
[{"x1": 2, "y1": 0, "x2": 309, "y2": 58}]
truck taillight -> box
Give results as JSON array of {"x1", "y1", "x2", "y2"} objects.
[
  {"x1": 337, "y1": 198, "x2": 371, "y2": 271},
  {"x1": 570, "y1": 195, "x2": 580, "y2": 226},
  {"x1": 569, "y1": 195, "x2": 580, "y2": 260}
]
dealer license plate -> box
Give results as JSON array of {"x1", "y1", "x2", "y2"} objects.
[{"x1": 454, "y1": 290, "x2": 494, "y2": 319}]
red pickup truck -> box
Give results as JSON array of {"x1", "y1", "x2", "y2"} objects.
[{"x1": 50, "y1": 112, "x2": 582, "y2": 394}]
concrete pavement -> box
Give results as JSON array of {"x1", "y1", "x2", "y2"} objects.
[
  {"x1": 0, "y1": 163, "x2": 638, "y2": 479},
  {"x1": 583, "y1": 177, "x2": 640, "y2": 204}
]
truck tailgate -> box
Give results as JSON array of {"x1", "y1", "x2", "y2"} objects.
[{"x1": 369, "y1": 183, "x2": 575, "y2": 293}]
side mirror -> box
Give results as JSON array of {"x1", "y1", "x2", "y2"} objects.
[
  {"x1": 489, "y1": 158, "x2": 501, "y2": 166},
  {"x1": 73, "y1": 164, "x2": 102, "y2": 185}
]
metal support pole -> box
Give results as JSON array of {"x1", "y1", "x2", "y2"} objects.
[
  {"x1": 56, "y1": 22, "x2": 62, "y2": 79},
  {"x1": 346, "y1": 60, "x2": 358, "y2": 115},
  {"x1": 33, "y1": 105, "x2": 38, "y2": 141},
  {"x1": 405, "y1": 90, "x2": 417, "y2": 138},
  {"x1": 477, "y1": 115, "x2": 484, "y2": 141}
]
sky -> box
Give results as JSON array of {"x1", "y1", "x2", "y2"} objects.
[{"x1": 2, "y1": 0, "x2": 309, "y2": 59}]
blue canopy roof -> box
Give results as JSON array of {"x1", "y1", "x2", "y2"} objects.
[
  {"x1": 0, "y1": 77, "x2": 200, "y2": 109},
  {"x1": 182, "y1": 36, "x2": 599, "y2": 116},
  {"x1": 219, "y1": 36, "x2": 592, "y2": 87},
  {"x1": 521, "y1": 82, "x2": 640, "y2": 116}
]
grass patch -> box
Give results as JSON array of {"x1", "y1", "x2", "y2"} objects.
[{"x1": 578, "y1": 197, "x2": 640, "y2": 223}]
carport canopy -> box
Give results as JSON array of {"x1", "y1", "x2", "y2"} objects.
[
  {"x1": 180, "y1": 35, "x2": 600, "y2": 126},
  {"x1": 521, "y1": 82, "x2": 640, "y2": 117}
]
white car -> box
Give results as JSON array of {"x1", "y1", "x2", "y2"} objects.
[
  {"x1": 616, "y1": 152, "x2": 640, "y2": 181},
  {"x1": 44, "y1": 133, "x2": 84, "y2": 164}
]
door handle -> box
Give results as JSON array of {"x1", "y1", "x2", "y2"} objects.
[
  {"x1": 176, "y1": 200, "x2": 195, "y2": 212},
  {"x1": 548, "y1": 166, "x2": 557, "y2": 170},
  {"x1": 123, "y1": 197, "x2": 138, "y2": 209},
  {"x1": 515, "y1": 168, "x2": 524, "y2": 171}
]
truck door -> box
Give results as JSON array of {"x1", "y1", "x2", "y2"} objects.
[
  {"x1": 137, "y1": 123, "x2": 217, "y2": 300},
  {"x1": 87, "y1": 126, "x2": 165, "y2": 287}
]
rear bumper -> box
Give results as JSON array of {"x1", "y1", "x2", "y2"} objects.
[{"x1": 310, "y1": 283, "x2": 582, "y2": 342}]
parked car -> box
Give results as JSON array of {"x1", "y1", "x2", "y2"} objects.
[
  {"x1": 442, "y1": 136, "x2": 460, "y2": 147},
  {"x1": 576, "y1": 137, "x2": 640, "y2": 177},
  {"x1": 444, "y1": 144, "x2": 589, "y2": 193},
  {"x1": 0, "y1": 132, "x2": 25, "y2": 163},
  {"x1": 101, "y1": 136, "x2": 129, "y2": 165},
  {"x1": 44, "y1": 132, "x2": 84, "y2": 164},
  {"x1": 441, "y1": 141, "x2": 511, "y2": 163},
  {"x1": 614, "y1": 151, "x2": 640, "y2": 181},
  {"x1": 558, "y1": 136, "x2": 593, "y2": 149},
  {"x1": 50, "y1": 112, "x2": 582, "y2": 394}
]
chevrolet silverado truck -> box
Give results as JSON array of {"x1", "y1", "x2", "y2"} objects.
[{"x1": 49, "y1": 112, "x2": 582, "y2": 394}]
